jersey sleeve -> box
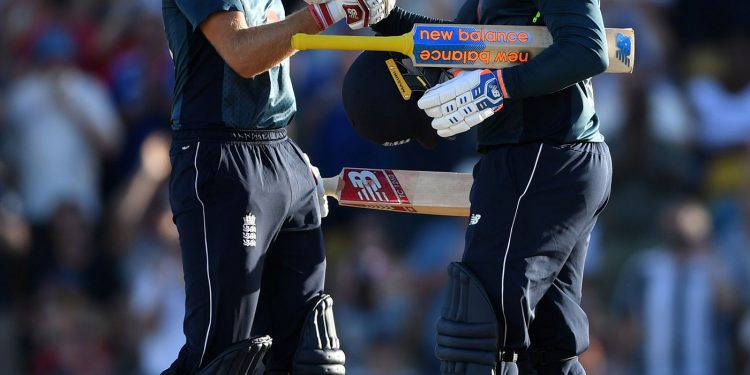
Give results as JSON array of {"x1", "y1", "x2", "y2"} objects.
[
  {"x1": 175, "y1": 0, "x2": 245, "y2": 30},
  {"x1": 370, "y1": 0, "x2": 478, "y2": 36},
  {"x1": 499, "y1": 0, "x2": 608, "y2": 99},
  {"x1": 454, "y1": 0, "x2": 479, "y2": 24},
  {"x1": 371, "y1": 7, "x2": 449, "y2": 36}
]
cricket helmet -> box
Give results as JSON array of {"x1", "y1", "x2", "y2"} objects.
[{"x1": 342, "y1": 50, "x2": 453, "y2": 149}]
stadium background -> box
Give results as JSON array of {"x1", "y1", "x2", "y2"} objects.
[{"x1": 0, "y1": 0, "x2": 750, "y2": 374}]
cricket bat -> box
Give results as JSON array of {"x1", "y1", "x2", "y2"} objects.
[
  {"x1": 292, "y1": 24, "x2": 635, "y2": 73},
  {"x1": 323, "y1": 168, "x2": 472, "y2": 216}
]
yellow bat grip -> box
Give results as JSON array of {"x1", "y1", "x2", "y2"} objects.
[{"x1": 291, "y1": 33, "x2": 414, "y2": 57}]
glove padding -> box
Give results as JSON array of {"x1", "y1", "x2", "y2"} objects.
[
  {"x1": 308, "y1": 0, "x2": 395, "y2": 30},
  {"x1": 301, "y1": 153, "x2": 329, "y2": 218},
  {"x1": 417, "y1": 69, "x2": 505, "y2": 138}
]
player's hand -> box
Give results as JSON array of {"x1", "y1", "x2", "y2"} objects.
[
  {"x1": 301, "y1": 153, "x2": 329, "y2": 218},
  {"x1": 417, "y1": 69, "x2": 505, "y2": 138},
  {"x1": 308, "y1": 0, "x2": 395, "y2": 30}
]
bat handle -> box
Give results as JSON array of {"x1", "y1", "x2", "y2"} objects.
[
  {"x1": 291, "y1": 33, "x2": 414, "y2": 56},
  {"x1": 321, "y1": 176, "x2": 340, "y2": 199}
]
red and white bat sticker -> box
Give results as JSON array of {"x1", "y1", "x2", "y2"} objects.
[{"x1": 340, "y1": 168, "x2": 412, "y2": 205}]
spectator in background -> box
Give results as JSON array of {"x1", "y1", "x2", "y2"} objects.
[
  {"x1": 106, "y1": 131, "x2": 184, "y2": 375},
  {"x1": 331, "y1": 214, "x2": 413, "y2": 375},
  {"x1": 0, "y1": 161, "x2": 26, "y2": 375},
  {"x1": 402, "y1": 216, "x2": 464, "y2": 374},
  {"x1": 26, "y1": 200, "x2": 124, "y2": 373},
  {"x1": 105, "y1": 13, "x2": 173, "y2": 184},
  {"x1": 595, "y1": 0, "x2": 698, "y2": 253},
  {"x1": 687, "y1": 36, "x2": 750, "y2": 153},
  {"x1": 611, "y1": 198, "x2": 741, "y2": 375},
  {"x1": 712, "y1": 152, "x2": 750, "y2": 374},
  {"x1": 28, "y1": 285, "x2": 117, "y2": 375},
  {"x1": 712, "y1": 150, "x2": 750, "y2": 308},
  {"x1": 3, "y1": 26, "x2": 121, "y2": 226},
  {"x1": 124, "y1": 201, "x2": 184, "y2": 375},
  {"x1": 33, "y1": 201, "x2": 123, "y2": 306}
]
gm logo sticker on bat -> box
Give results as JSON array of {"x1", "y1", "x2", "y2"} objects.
[
  {"x1": 340, "y1": 169, "x2": 411, "y2": 205},
  {"x1": 413, "y1": 25, "x2": 533, "y2": 66}
]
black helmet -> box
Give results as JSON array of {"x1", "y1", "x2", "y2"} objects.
[{"x1": 342, "y1": 51, "x2": 453, "y2": 149}]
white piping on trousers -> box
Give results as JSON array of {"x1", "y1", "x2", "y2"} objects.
[
  {"x1": 194, "y1": 141, "x2": 214, "y2": 368},
  {"x1": 500, "y1": 144, "x2": 543, "y2": 348}
]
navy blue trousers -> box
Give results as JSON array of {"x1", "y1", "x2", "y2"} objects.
[
  {"x1": 167, "y1": 129, "x2": 326, "y2": 374},
  {"x1": 463, "y1": 142, "x2": 611, "y2": 374}
]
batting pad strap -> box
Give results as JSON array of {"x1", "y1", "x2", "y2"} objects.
[
  {"x1": 197, "y1": 336, "x2": 272, "y2": 375},
  {"x1": 293, "y1": 294, "x2": 346, "y2": 375},
  {"x1": 436, "y1": 262, "x2": 500, "y2": 374}
]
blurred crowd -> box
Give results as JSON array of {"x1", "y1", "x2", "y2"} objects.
[{"x1": 0, "y1": 0, "x2": 749, "y2": 374}]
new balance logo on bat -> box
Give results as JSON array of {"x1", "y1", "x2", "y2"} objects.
[
  {"x1": 615, "y1": 33, "x2": 632, "y2": 67},
  {"x1": 347, "y1": 170, "x2": 389, "y2": 202}
]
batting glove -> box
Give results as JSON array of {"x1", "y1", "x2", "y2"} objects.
[
  {"x1": 301, "y1": 153, "x2": 329, "y2": 218},
  {"x1": 308, "y1": 0, "x2": 395, "y2": 30},
  {"x1": 417, "y1": 69, "x2": 506, "y2": 138}
]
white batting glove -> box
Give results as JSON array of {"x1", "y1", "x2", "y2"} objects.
[
  {"x1": 417, "y1": 69, "x2": 506, "y2": 138},
  {"x1": 308, "y1": 0, "x2": 395, "y2": 30},
  {"x1": 301, "y1": 153, "x2": 329, "y2": 218}
]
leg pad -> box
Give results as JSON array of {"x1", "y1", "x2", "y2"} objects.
[
  {"x1": 197, "y1": 335, "x2": 272, "y2": 375},
  {"x1": 436, "y1": 262, "x2": 500, "y2": 375},
  {"x1": 292, "y1": 294, "x2": 346, "y2": 375}
]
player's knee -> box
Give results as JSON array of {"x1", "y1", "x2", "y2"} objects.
[
  {"x1": 292, "y1": 294, "x2": 346, "y2": 375},
  {"x1": 196, "y1": 335, "x2": 272, "y2": 375}
]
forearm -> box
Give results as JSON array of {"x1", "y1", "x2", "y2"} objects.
[
  {"x1": 501, "y1": 40, "x2": 607, "y2": 98},
  {"x1": 500, "y1": 0, "x2": 608, "y2": 99},
  {"x1": 203, "y1": 8, "x2": 320, "y2": 78}
]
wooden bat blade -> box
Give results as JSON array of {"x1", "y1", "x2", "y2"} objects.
[
  {"x1": 322, "y1": 168, "x2": 471, "y2": 216},
  {"x1": 291, "y1": 24, "x2": 635, "y2": 73}
]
